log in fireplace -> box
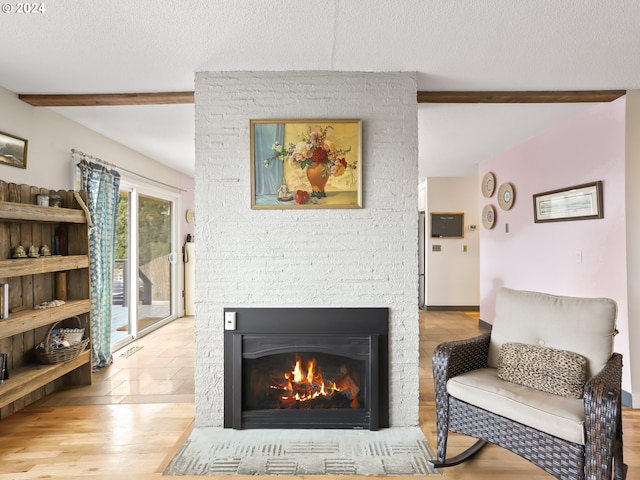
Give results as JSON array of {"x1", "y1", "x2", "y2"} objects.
[{"x1": 223, "y1": 307, "x2": 389, "y2": 430}]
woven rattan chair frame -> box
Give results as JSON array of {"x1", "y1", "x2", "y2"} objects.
[{"x1": 430, "y1": 332, "x2": 627, "y2": 480}]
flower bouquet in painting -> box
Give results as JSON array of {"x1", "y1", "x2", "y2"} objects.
[
  {"x1": 251, "y1": 120, "x2": 361, "y2": 209},
  {"x1": 265, "y1": 125, "x2": 355, "y2": 201}
]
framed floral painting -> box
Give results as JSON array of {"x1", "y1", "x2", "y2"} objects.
[{"x1": 250, "y1": 119, "x2": 362, "y2": 209}]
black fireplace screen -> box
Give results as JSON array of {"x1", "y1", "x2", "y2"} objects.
[
  {"x1": 243, "y1": 339, "x2": 369, "y2": 412},
  {"x1": 224, "y1": 308, "x2": 389, "y2": 430}
]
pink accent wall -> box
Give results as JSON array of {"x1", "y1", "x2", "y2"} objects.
[{"x1": 479, "y1": 98, "x2": 631, "y2": 390}]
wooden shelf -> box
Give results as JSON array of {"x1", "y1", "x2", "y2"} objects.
[
  {"x1": 0, "y1": 299, "x2": 91, "y2": 340},
  {"x1": 0, "y1": 201, "x2": 86, "y2": 224},
  {"x1": 0, "y1": 184, "x2": 92, "y2": 418},
  {"x1": 0, "y1": 255, "x2": 88, "y2": 278},
  {"x1": 0, "y1": 350, "x2": 91, "y2": 409}
]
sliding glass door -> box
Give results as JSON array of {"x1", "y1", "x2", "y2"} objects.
[
  {"x1": 111, "y1": 184, "x2": 178, "y2": 349},
  {"x1": 137, "y1": 194, "x2": 173, "y2": 333}
]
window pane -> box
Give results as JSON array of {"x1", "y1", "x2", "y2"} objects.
[{"x1": 137, "y1": 194, "x2": 172, "y2": 330}]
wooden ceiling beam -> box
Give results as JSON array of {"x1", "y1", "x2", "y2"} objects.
[
  {"x1": 19, "y1": 90, "x2": 626, "y2": 107},
  {"x1": 18, "y1": 91, "x2": 195, "y2": 107},
  {"x1": 417, "y1": 90, "x2": 626, "y2": 103}
]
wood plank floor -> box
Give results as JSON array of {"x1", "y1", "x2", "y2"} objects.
[{"x1": 0, "y1": 311, "x2": 636, "y2": 479}]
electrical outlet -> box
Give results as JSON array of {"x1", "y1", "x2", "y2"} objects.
[
  {"x1": 224, "y1": 311, "x2": 236, "y2": 330},
  {"x1": 574, "y1": 250, "x2": 582, "y2": 264}
]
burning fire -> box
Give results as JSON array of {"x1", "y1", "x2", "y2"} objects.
[{"x1": 270, "y1": 355, "x2": 360, "y2": 408}]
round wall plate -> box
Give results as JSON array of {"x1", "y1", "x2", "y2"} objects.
[
  {"x1": 186, "y1": 209, "x2": 195, "y2": 223},
  {"x1": 498, "y1": 183, "x2": 515, "y2": 210},
  {"x1": 481, "y1": 172, "x2": 496, "y2": 198},
  {"x1": 482, "y1": 204, "x2": 496, "y2": 229}
]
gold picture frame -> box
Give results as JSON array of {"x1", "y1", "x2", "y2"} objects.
[
  {"x1": 533, "y1": 181, "x2": 603, "y2": 223},
  {"x1": 0, "y1": 131, "x2": 28, "y2": 169},
  {"x1": 250, "y1": 119, "x2": 362, "y2": 209}
]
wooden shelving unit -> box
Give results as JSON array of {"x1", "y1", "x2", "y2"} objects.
[
  {"x1": 0, "y1": 255, "x2": 89, "y2": 278},
  {"x1": 0, "y1": 299, "x2": 91, "y2": 340},
  {"x1": 0, "y1": 183, "x2": 92, "y2": 419},
  {"x1": 0, "y1": 200, "x2": 86, "y2": 223},
  {"x1": 0, "y1": 350, "x2": 91, "y2": 409}
]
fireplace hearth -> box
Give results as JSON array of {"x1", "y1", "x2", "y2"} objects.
[{"x1": 223, "y1": 307, "x2": 389, "y2": 430}]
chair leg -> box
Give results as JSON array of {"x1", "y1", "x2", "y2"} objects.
[
  {"x1": 428, "y1": 439, "x2": 488, "y2": 468},
  {"x1": 614, "y1": 463, "x2": 627, "y2": 480},
  {"x1": 613, "y1": 439, "x2": 627, "y2": 480},
  {"x1": 614, "y1": 396, "x2": 627, "y2": 480},
  {"x1": 614, "y1": 439, "x2": 627, "y2": 480}
]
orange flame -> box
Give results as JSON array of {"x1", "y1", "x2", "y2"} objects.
[{"x1": 272, "y1": 355, "x2": 354, "y2": 406}]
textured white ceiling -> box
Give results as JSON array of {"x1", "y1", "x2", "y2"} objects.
[{"x1": 2, "y1": 1, "x2": 639, "y2": 177}]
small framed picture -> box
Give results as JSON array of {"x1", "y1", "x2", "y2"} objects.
[
  {"x1": 0, "y1": 131, "x2": 28, "y2": 169},
  {"x1": 533, "y1": 181, "x2": 603, "y2": 223}
]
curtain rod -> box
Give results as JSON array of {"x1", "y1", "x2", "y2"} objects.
[{"x1": 71, "y1": 149, "x2": 187, "y2": 193}]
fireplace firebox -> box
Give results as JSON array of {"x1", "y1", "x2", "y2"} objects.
[{"x1": 223, "y1": 308, "x2": 389, "y2": 430}]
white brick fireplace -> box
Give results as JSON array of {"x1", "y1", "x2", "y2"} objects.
[{"x1": 193, "y1": 71, "x2": 419, "y2": 428}]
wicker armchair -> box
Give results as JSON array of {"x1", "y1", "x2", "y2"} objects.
[{"x1": 429, "y1": 288, "x2": 627, "y2": 480}]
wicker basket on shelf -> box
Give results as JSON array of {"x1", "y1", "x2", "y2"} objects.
[{"x1": 33, "y1": 316, "x2": 90, "y2": 364}]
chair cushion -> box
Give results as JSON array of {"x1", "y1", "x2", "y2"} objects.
[
  {"x1": 487, "y1": 288, "x2": 617, "y2": 379},
  {"x1": 497, "y1": 342, "x2": 587, "y2": 398},
  {"x1": 447, "y1": 368, "x2": 585, "y2": 444}
]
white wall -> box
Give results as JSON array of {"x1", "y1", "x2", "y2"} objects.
[
  {"x1": 0, "y1": 86, "x2": 195, "y2": 317},
  {"x1": 194, "y1": 71, "x2": 420, "y2": 428},
  {"x1": 426, "y1": 176, "x2": 480, "y2": 307},
  {"x1": 625, "y1": 90, "x2": 640, "y2": 406}
]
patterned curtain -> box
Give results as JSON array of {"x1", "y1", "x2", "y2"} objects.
[{"x1": 78, "y1": 159, "x2": 121, "y2": 369}]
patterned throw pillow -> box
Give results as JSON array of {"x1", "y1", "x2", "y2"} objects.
[{"x1": 497, "y1": 342, "x2": 588, "y2": 399}]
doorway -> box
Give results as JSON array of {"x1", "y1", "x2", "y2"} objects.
[{"x1": 111, "y1": 184, "x2": 178, "y2": 349}]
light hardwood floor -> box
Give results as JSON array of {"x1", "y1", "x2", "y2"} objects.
[{"x1": 0, "y1": 311, "x2": 635, "y2": 479}]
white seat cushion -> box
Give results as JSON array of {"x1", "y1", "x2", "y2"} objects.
[{"x1": 447, "y1": 368, "x2": 585, "y2": 445}]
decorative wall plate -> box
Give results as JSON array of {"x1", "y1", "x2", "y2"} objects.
[
  {"x1": 481, "y1": 172, "x2": 496, "y2": 198},
  {"x1": 186, "y1": 209, "x2": 195, "y2": 223},
  {"x1": 482, "y1": 204, "x2": 496, "y2": 229},
  {"x1": 498, "y1": 183, "x2": 515, "y2": 211}
]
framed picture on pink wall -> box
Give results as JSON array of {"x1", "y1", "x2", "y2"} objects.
[{"x1": 533, "y1": 181, "x2": 603, "y2": 223}]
